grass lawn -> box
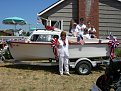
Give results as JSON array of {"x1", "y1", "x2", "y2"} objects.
[{"x1": 0, "y1": 62, "x2": 104, "y2": 91}]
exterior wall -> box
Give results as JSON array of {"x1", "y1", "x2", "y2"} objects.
[
  {"x1": 78, "y1": 0, "x2": 86, "y2": 21},
  {"x1": 41, "y1": 0, "x2": 78, "y2": 32},
  {"x1": 39, "y1": 0, "x2": 121, "y2": 48},
  {"x1": 78, "y1": 0, "x2": 99, "y2": 37},
  {"x1": 99, "y1": 0, "x2": 121, "y2": 48},
  {"x1": 39, "y1": 0, "x2": 99, "y2": 35},
  {"x1": 0, "y1": 31, "x2": 13, "y2": 36}
]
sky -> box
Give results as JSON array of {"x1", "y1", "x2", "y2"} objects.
[{"x1": 0, "y1": 0, "x2": 58, "y2": 31}]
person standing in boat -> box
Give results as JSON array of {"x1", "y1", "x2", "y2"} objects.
[{"x1": 57, "y1": 31, "x2": 70, "y2": 76}]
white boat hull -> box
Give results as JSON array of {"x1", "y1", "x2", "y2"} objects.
[
  {"x1": 69, "y1": 43, "x2": 110, "y2": 58},
  {"x1": 9, "y1": 42, "x2": 55, "y2": 61},
  {"x1": 8, "y1": 41, "x2": 110, "y2": 61}
]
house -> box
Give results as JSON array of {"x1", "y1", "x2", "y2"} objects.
[
  {"x1": 37, "y1": 0, "x2": 121, "y2": 48},
  {"x1": 0, "y1": 30, "x2": 13, "y2": 36}
]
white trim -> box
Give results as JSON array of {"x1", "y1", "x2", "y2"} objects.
[
  {"x1": 37, "y1": 0, "x2": 64, "y2": 16},
  {"x1": 61, "y1": 20, "x2": 63, "y2": 30},
  {"x1": 49, "y1": 20, "x2": 51, "y2": 26}
]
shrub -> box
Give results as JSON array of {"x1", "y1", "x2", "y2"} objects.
[{"x1": 115, "y1": 48, "x2": 121, "y2": 57}]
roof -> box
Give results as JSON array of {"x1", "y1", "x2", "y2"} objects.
[
  {"x1": 37, "y1": 0, "x2": 121, "y2": 16},
  {"x1": 37, "y1": 0, "x2": 64, "y2": 16}
]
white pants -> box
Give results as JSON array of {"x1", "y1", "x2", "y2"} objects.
[{"x1": 59, "y1": 56, "x2": 69, "y2": 74}]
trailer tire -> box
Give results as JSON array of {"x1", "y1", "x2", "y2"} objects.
[{"x1": 75, "y1": 61, "x2": 92, "y2": 75}]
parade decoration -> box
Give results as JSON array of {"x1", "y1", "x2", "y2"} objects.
[{"x1": 107, "y1": 33, "x2": 119, "y2": 59}]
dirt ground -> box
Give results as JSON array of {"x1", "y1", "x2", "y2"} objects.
[{"x1": 0, "y1": 61, "x2": 105, "y2": 91}]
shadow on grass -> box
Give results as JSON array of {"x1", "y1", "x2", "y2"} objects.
[
  {"x1": 0, "y1": 63, "x2": 77, "y2": 75},
  {"x1": 0, "y1": 63, "x2": 106, "y2": 75},
  {"x1": 92, "y1": 65, "x2": 106, "y2": 72},
  {"x1": 1, "y1": 64, "x2": 60, "y2": 74}
]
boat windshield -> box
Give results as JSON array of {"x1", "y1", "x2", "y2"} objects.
[{"x1": 30, "y1": 34, "x2": 59, "y2": 42}]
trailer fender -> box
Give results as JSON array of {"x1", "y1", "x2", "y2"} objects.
[{"x1": 74, "y1": 58, "x2": 97, "y2": 67}]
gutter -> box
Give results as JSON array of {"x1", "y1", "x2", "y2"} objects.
[{"x1": 37, "y1": 0, "x2": 64, "y2": 16}]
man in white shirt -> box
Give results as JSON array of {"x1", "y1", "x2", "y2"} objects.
[
  {"x1": 75, "y1": 18, "x2": 86, "y2": 42},
  {"x1": 75, "y1": 18, "x2": 86, "y2": 36}
]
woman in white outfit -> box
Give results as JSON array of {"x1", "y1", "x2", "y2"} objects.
[{"x1": 57, "y1": 31, "x2": 70, "y2": 76}]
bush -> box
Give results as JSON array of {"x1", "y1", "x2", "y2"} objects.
[{"x1": 115, "y1": 48, "x2": 121, "y2": 57}]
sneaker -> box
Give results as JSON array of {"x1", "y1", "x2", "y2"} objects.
[
  {"x1": 64, "y1": 72, "x2": 70, "y2": 76},
  {"x1": 60, "y1": 73, "x2": 63, "y2": 76}
]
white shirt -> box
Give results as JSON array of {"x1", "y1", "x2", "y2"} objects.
[
  {"x1": 71, "y1": 28, "x2": 76, "y2": 33},
  {"x1": 88, "y1": 27, "x2": 96, "y2": 33},
  {"x1": 83, "y1": 34, "x2": 91, "y2": 39},
  {"x1": 58, "y1": 38, "x2": 69, "y2": 57},
  {"x1": 75, "y1": 24, "x2": 86, "y2": 36}
]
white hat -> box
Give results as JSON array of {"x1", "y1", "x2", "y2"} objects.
[{"x1": 73, "y1": 22, "x2": 77, "y2": 25}]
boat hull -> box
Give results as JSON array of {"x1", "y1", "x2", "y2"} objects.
[
  {"x1": 69, "y1": 43, "x2": 110, "y2": 58},
  {"x1": 8, "y1": 41, "x2": 110, "y2": 61}
]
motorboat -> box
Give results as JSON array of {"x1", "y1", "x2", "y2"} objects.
[{"x1": 7, "y1": 28, "x2": 111, "y2": 61}]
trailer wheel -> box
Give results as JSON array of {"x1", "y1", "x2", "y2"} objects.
[{"x1": 75, "y1": 61, "x2": 92, "y2": 75}]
